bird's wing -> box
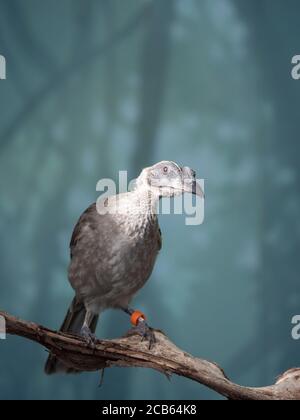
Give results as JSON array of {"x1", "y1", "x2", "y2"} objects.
[
  {"x1": 70, "y1": 203, "x2": 97, "y2": 258},
  {"x1": 157, "y1": 227, "x2": 162, "y2": 250}
]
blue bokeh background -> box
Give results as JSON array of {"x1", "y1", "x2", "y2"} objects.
[{"x1": 0, "y1": 0, "x2": 300, "y2": 400}]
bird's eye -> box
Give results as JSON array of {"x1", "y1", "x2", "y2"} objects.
[{"x1": 163, "y1": 166, "x2": 168, "y2": 174}]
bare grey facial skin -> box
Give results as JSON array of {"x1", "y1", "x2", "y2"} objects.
[{"x1": 143, "y1": 161, "x2": 204, "y2": 199}]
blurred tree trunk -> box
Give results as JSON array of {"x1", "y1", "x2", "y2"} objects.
[
  {"x1": 232, "y1": 0, "x2": 300, "y2": 383},
  {"x1": 101, "y1": 0, "x2": 118, "y2": 176},
  {"x1": 2, "y1": 0, "x2": 54, "y2": 73},
  {"x1": 27, "y1": 1, "x2": 96, "y2": 399},
  {"x1": 131, "y1": 0, "x2": 176, "y2": 398},
  {"x1": 132, "y1": 0, "x2": 176, "y2": 174},
  {"x1": 100, "y1": 0, "x2": 176, "y2": 399}
]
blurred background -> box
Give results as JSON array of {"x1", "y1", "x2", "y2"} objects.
[{"x1": 0, "y1": 0, "x2": 300, "y2": 400}]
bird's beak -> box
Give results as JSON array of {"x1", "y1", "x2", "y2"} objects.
[
  {"x1": 192, "y1": 180, "x2": 205, "y2": 198},
  {"x1": 181, "y1": 166, "x2": 204, "y2": 198},
  {"x1": 183, "y1": 180, "x2": 205, "y2": 198}
]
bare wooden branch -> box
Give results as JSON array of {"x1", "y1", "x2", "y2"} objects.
[{"x1": 1, "y1": 310, "x2": 299, "y2": 400}]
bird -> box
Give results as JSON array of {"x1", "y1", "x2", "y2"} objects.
[{"x1": 45, "y1": 161, "x2": 204, "y2": 374}]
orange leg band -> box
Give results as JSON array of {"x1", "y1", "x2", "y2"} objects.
[{"x1": 130, "y1": 310, "x2": 146, "y2": 326}]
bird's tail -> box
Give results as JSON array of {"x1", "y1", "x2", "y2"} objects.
[{"x1": 44, "y1": 297, "x2": 98, "y2": 375}]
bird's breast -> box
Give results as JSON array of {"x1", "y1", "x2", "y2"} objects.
[
  {"x1": 68, "y1": 201, "x2": 161, "y2": 310},
  {"x1": 109, "y1": 215, "x2": 160, "y2": 286}
]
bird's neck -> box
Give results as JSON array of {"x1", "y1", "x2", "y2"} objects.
[
  {"x1": 115, "y1": 187, "x2": 160, "y2": 237},
  {"x1": 131, "y1": 186, "x2": 159, "y2": 215}
]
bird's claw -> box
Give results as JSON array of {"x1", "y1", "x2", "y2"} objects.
[
  {"x1": 80, "y1": 325, "x2": 97, "y2": 347},
  {"x1": 132, "y1": 319, "x2": 156, "y2": 350}
]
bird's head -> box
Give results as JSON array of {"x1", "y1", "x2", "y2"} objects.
[{"x1": 136, "y1": 161, "x2": 204, "y2": 199}]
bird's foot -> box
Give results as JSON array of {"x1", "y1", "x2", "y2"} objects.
[
  {"x1": 130, "y1": 318, "x2": 156, "y2": 350},
  {"x1": 80, "y1": 325, "x2": 97, "y2": 347}
]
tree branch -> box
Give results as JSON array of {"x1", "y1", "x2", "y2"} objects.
[{"x1": 1, "y1": 311, "x2": 299, "y2": 400}]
